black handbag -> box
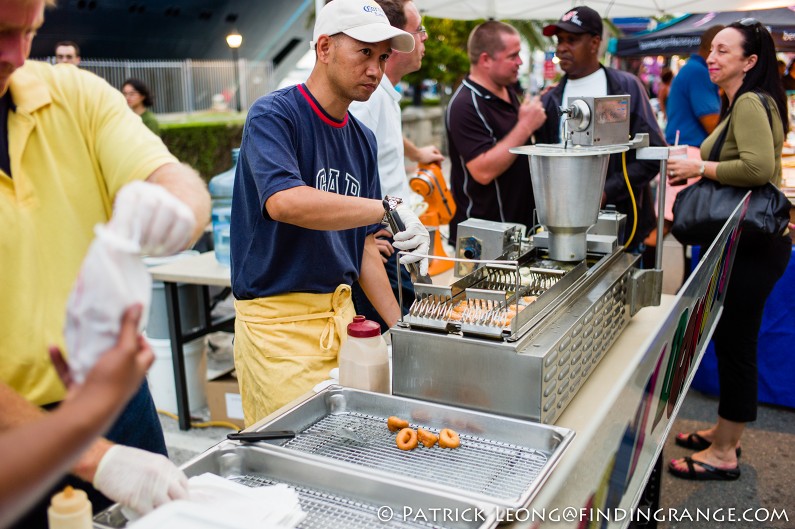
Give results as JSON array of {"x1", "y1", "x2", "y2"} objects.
[{"x1": 671, "y1": 92, "x2": 791, "y2": 246}]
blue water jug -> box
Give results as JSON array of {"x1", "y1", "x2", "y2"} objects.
[{"x1": 208, "y1": 148, "x2": 238, "y2": 266}]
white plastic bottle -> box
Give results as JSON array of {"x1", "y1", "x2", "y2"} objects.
[
  {"x1": 338, "y1": 315, "x2": 389, "y2": 393},
  {"x1": 47, "y1": 486, "x2": 92, "y2": 529}
]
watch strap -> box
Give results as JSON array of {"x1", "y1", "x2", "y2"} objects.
[{"x1": 382, "y1": 195, "x2": 403, "y2": 225}]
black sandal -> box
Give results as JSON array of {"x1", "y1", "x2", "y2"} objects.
[
  {"x1": 668, "y1": 456, "x2": 740, "y2": 481},
  {"x1": 675, "y1": 432, "x2": 742, "y2": 457}
]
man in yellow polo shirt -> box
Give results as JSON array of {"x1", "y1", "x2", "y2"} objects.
[{"x1": 0, "y1": 0, "x2": 211, "y2": 525}]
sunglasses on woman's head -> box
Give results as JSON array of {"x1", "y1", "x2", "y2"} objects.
[{"x1": 737, "y1": 18, "x2": 763, "y2": 49}]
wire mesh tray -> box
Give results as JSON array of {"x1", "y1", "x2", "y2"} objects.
[
  {"x1": 245, "y1": 386, "x2": 574, "y2": 511},
  {"x1": 283, "y1": 413, "x2": 549, "y2": 500},
  {"x1": 93, "y1": 445, "x2": 498, "y2": 529}
]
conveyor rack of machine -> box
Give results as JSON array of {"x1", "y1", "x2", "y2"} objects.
[{"x1": 401, "y1": 251, "x2": 585, "y2": 340}]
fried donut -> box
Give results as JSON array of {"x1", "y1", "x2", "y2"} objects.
[
  {"x1": 452, "y1": 301, "x2": 468, "y2": 314},
  {"x1": 417, "y1": 428, "x2": 438, "y2": 448},
  {"x1": 396, "y1": 428, "x2": 418, "y2": 450},
  {"x1": 387, "y1": 416, "x2": 410, "y2": 432},
  {"x1": 438, "y1": 428, "x2": 461, "y2": 449}
]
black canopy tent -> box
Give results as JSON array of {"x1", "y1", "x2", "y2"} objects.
[{"x1": 614, "y1": 6, "x2": 795, "y2": 57}]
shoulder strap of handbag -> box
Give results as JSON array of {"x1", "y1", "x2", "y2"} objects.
[
  {"x1": 708, "y1": 91, "x2": 773, "y2": 162},
  {"x1": 755, "y1": 91, "x2": 774, "y2": 130}
]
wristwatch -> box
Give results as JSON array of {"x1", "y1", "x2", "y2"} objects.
[
  {"x1": 382, "y1": 195, "x2": 403, "y2": 225},
  {"x1": 698, "y1": 162, "x2": 706, "y2": 177}
]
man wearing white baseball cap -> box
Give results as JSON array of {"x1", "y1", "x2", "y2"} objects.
[
  {"x1": 311, "y1": 0, "x2": 415, "y2": 53},
  {"x1": 230, "y1": 0, "x2": 429, "y2": 424}
]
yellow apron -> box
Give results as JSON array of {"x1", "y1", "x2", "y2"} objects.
[{"x1": 233, "y1": 284, "x2": 354, "y2": 426}]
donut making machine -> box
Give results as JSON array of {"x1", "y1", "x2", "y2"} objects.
[{"x1": 391, "y1": 95, "x2": 686, "y2": 424}]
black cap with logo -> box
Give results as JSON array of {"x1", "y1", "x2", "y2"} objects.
[{"x1": 543, "y1": 6, "x2": 603, "y2": 37}]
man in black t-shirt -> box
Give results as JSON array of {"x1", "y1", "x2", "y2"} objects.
[
  {"x1": 446, "y1": 21, "x2": 546, "y2": 239},
  {"x1": 536, "y1": 6, "x2": 665, "y2": 257}
]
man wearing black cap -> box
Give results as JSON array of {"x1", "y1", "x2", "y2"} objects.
[{"x1": 535, "y1": 7, "x2": 665, "y2": 260}]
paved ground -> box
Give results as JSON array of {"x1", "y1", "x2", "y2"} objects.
[
  {"x1": 159, "y1": 411, "x2": 231, "y2": 467},
  {"x1": 659, "y1": 391, "x2": 795, "y2": 529},
  {"x1": 157, "y1": 330, "x2": 237, "y2": 467}
]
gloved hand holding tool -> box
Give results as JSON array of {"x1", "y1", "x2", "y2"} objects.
[{"x1": 382, "y1": 198, "x2": 431, "y2": 281}]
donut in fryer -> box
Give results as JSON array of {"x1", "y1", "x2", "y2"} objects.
[
  {"x1": 438, "y1": 428, "x2": 461, "y2": 449},
  {"x1": 396, "y1": 428, "x2": 419, "y2": 450},
  {"x1": 387, "y1": 416, "x2": 409, "y2": 432}
]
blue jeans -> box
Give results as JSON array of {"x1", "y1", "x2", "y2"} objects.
[
  {"x1": 103, "y1": 378, "x2": 168, "y2": 455},
  {"x1": 351, "y1": 243, "x2": 415, "y2": 333},
  {"x1": 12, "y1": 380, "x2": 167, "y2": 528}
]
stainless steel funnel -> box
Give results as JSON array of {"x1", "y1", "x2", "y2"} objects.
[{"x1": 511, "y1": 144, "x2": 628, "y2": 261}]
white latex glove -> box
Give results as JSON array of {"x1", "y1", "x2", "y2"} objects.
[
  {"x1": 110, "y1": 181, "x2": 195, "y2": 256},
  {"x1": 390, "y1": 204, "x2": 430, "y2": 276},
  {"x1": 93, "y1": 445, "x2": 189, "y2": 516}
]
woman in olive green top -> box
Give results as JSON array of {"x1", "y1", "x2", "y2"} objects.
[
  {"x1": 122, "y1": 78, "x2": 160, "y2": 136},
  {"x1": 667, "y1": 20, "x2": 792, "y2": 482}
]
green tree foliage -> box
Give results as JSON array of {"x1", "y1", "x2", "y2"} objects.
[
  {"x1": 403, "y1": 17, "x2": 481, "y2": 104},
  {"x1": 508, "y1": 19, "x2": 550, "y2": 51},
  {"x1": 160, "y1": 122, "x2": 243, "y2": 183},
  {"x1": 402, "y1": 17, "x2": 561, "y2": 105}
]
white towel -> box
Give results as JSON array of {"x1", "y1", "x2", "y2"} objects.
[{"x1": 130, "y1": 473, "x2": 305, "y2": 528}]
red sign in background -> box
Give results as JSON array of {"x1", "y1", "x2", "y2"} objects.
[{"x1": 544, "y1": 59, "x2": 557, "y2": 80}]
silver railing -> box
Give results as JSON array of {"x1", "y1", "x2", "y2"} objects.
[{"x1": 36, "y1": 57, "x2": 274, "y2": 114}]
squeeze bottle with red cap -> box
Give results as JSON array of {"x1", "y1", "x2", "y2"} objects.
[{"x1": 338, "y1": 315, "x2": 389, "y2": 393}]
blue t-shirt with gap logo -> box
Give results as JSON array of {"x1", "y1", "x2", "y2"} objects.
[{"x1": 231, "y1": 84, "x2": 382, "y2": 300}]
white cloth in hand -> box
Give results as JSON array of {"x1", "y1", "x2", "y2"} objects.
[
  {"x1": 65, "y1": 225, "x2": 151, "y2": 383},
  {"x1": 111, "y1": 181, "x2": 195, "y2": 256},
  {"x1": 390, "y1": 204, "x2": 430, "y2": 276},
  {"x1": 94, "y1": 445, "x2": 189, "y2": 516}
]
